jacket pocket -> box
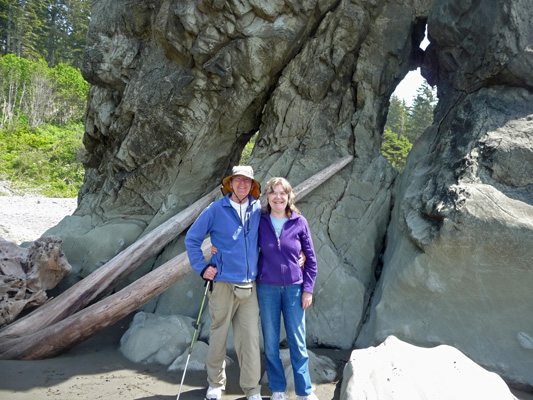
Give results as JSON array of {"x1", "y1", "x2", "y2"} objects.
[{"x1": 289, "y1": 262, "x2": 303, "y2": 283}]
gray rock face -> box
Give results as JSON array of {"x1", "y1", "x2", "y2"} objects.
[
  {"x1": 48, "y1": 0, "x2": 339, "y2": 285},
  {"x1": 248, "y1": 0, "x2": 411, "y2": 348},
  {"x1": 49, "y1": 0, "x2": 415, "y2": 346},
  {"x1": 357, "y1": 0, "x2": 533, "y2": 388},
  {"x1": 45, "y1": 0, "x2": 533, "y2": 390}
]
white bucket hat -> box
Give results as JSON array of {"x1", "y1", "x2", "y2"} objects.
[{"x1": 221, "y1": 166, "x2": 261, "y2": 199}]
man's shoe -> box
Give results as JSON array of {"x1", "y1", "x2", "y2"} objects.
[
  {"x1": 296, "y1": 393, "x2": 318, "y2": 400},
  {"x1": 248, "y1": 394, "x2": 262, "y2": 400},
  {"x1": 270, "y1": 392, "x2": 286, "y2": 400},
  {"x1": 206, "y1": 386, "x2": 224, "y2": 400}
]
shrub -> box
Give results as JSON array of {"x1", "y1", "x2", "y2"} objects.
[
  {"x1": 381, "y1": 128, "x2": 413, "y2": 172},
  {"x1": 0, "y1": 122, "x2": 85, "y2": 197}
]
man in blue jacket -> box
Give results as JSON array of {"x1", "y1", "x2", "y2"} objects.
[{"x1": 185, "y1": 166, "x2": 262, "y2": 400}]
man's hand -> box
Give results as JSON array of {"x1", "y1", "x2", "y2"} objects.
[
  {"x1": 302, "y1": 291, "x2": 313, "y2": 309},
  {"x1": 203, "y1": 265, "x2": 218, "y2": 281},
  {"x1": 298, "y1": 251, "x2": 306, "y2": 268}
]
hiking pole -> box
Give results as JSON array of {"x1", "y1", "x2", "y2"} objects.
[{"x1": 176, "y1": 278, "x2": 212, "y2": 400}]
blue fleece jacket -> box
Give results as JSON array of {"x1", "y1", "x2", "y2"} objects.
[
  {"x1": 257, "y1": 211, "x2": 317, "y2": 293},
  {"x1": 185, "y1": 193, "x2": 261, "y2": 283}
]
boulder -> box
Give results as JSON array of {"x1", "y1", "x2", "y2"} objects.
[
  {"x1": 341, "y1": 336, "x2": 517, "y2": 400},
  {"x1": 120, "y1": 311, "x2": 196, "y2": 365}
]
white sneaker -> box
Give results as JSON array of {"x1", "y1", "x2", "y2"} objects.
[
  {"x1": 206, "y1": 386, "x2": 224, "y2": 400},
  {"x1": 296, "y1": 393, "x2": 318, "y2": 400},
  {"x1": 248, "y1": 394, "x2": 262, "y2": 400},
  {"x1": 270, "y1": 392, "x2": 286, "y2": 400}
]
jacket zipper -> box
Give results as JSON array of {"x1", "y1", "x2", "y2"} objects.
[
  {"x1": 268, "y1": 216, "x2": 285, "y2": 286},
  {"x1": 233, "y1": 198, "x2": 252, "y2": 282},
  {"x1": 244, "y1": 200, "x2": 253, "y2": 281}
]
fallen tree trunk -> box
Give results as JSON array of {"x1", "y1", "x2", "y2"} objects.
[
  {"x1": 0, "y1": 187, "x2": 219, "y2": 339},
  {"x1": 293, "y1": 155, "x2": 354, "y2": 201},
  {"x1": 0, "y1": 155, "x2": 353, "y2": 359},
  {"x1": 0, "y1": 239, "x2": 212, "y2": 359}
]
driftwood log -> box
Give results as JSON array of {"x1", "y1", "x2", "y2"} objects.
[
  {"x1": 0, "y1": 155, "x2": 353, "y2": 360},
  {"x1": 0, "y1": 237, "x2": 72, "y2": 326},
  {"x1": 0, "y1": 187, "x2": 220, "y2": 340}
]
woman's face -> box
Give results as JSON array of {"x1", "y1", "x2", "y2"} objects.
[{"x1": 268, "y1": 184, "x2": 288, "y2": 214}]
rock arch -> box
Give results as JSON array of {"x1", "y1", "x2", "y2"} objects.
[{"x1": 41, "y1": 0, "x2": 532, "y2": 388}]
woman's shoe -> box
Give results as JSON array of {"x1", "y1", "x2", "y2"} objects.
[{"x1": 296, "y1": 393, "x2": 318, "y2": 400}]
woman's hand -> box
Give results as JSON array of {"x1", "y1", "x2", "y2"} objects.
[
  {"x1": 211, "y1": 245, "x2": 218, "y2": 255},
  {"x1": 302, "y1": 291, "x2": 313, "y2": 310}
]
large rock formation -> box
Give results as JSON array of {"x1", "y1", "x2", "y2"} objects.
[
  {"x1": 43, "y1": 0, "x2": 532, "y2": 390},
  {"x1": 356, "y1": 0, "x2": 533, "y2": 388}
]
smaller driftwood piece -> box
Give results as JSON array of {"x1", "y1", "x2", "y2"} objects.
[{"x1": 0, "y1": 236, "x2": 72, "y2": 327}]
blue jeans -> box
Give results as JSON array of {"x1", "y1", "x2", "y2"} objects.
[{"x1": 257, "y1": 283, "x2": 312, "y2": 396}]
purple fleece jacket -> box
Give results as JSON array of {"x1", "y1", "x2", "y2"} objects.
[{"x1": 257, "y1": 211, "x2": 317, "y2": 293}]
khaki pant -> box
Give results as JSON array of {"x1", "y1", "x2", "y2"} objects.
[{"x1": 207, "y1": 281, "x2": 261, "y2": 398}]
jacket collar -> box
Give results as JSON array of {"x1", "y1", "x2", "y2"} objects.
[
  {"x1": 222, "y1": 193, "x2": 257, "y2": 207},
  {"x1": 262, "y1": 210, "x2": 301, "y2": 221}
]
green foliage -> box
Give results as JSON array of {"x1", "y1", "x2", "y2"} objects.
[
  {"x1": 383, "y1": 80, "x2": 436, "y2": 172},
  {"x1": 240, "y1": 132, "x2": 258, "y2": 165},
  {"x1": 0, "y1": 121, "x2": 85, "y2": 197},
  {"x1": 385, "y1": 82, "x2": 437, "y2": 143},
  {"x1": 0, "y1": 1, "x2": 90, "y2": 198},
  {"x1": 385, "y1": 95, "x2": 408, "y2": 138},
  {"x1": 50, "y1": 62, "x2": 90, "y2": 123},
  {"x1": 0, "y1": 54, "x2": 89, "y2": 129},
  {"x1": 381, "y1": 128, "x2": 412, "y2": 172}
]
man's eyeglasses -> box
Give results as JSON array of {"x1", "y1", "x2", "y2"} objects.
[{"x1": 233, "y1": 177, "x2": 252, "y2": 184}]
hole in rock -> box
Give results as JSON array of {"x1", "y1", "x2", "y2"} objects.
[{"x1": 382, "y1": 32, "x2": 436, "y2": 172}]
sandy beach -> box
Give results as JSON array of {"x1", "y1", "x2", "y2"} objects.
[
  {"x1": 0, "y1": 312, "x2": 348, "y2": 400},
  {"x1": 0, "y1": 193, "x2": 347, "y2": 400},
  {"x1": 0, "y1": 193, "x2": 78, "y2": 245}
]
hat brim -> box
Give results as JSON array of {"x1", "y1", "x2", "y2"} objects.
[{"x1": 221, "y1": 175, "x2": 261, "y2": 199}]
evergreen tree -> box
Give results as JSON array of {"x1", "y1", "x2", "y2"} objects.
[
  {"x1": 405, "y1": 81, "x2": 436, "y2": 142},
  {"x1": 385, "y1": 95, "x2": 408, "y2": 139},
  {"x1": 0, "y1": 0, "x2": 8, "y2": 54},
  {"x1": 6, "y1": 0, "x2": 45, "y2": 60},
  {"x1": 63, "y1": 0, "x2": 91, "y2": 68},
  {"x1": 383, "y1": 80, "x2": 437, "y2": 171},
  {"x1": 0, "y1": 0, "x2": 90, "y2": 67},
  {"x1": 381, "y1": 128, "x2": 412, "y2": 172}
]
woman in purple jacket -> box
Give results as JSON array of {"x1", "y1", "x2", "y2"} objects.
[{"x1": 257, "y1": 177, "x2": 318, "y2": 400}]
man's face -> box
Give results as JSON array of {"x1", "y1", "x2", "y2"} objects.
[{"x1": 231, "y1": 175, "x2": 253, "y2": 199}]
